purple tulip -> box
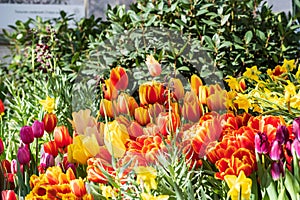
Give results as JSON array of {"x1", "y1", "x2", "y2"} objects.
[
  {"x1": 271, "y1": 160, "x2": 284, "y2": 181},
  {"x1": 40, "y1": 152, "x2": 54, "y2": 168},
  {"x1": 17, "y1": 145, "x2": 31, "y2": 165},
  {"x1": 293, "y1": 139, "x2": 300, "y2": 159},
  {"x1": 275, "y1": 125, "x2": 289, "y2": 144},
  {"x1": 270, "y1": 140, "x2": 283, "y2": 161},
  {"x1": 20, "y1": 126, "x2": 34, "y2": 144},
  {"x1": 293, "y1": 117, "x2": 300, "y2": 140},
  {"x1": 32, "y1": 120, "x2": 45, "y2": 138},
  {"x1": 255, "y1": 132, "x2": 269, "y2": 154}
]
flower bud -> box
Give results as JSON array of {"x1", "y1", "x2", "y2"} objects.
[
  {"x1": 43, "y1": 113, "x2": 58, "y2": 133},
  {"x1": 271, "y1": 161, "x2": 284, "y2": 181},
  {"x1": 20, "y1": 126, "x2": 34, "y2": 144},
  {"x1": 32, "y1": 120, "x2": 45, "y2": 138},
  {"x1": 254, "y1": 132, "x2": 269, "y2": 154},
  {"x1": 0, "y1": 137, "x2": 4, "y2": 155},
  {"x1": 270, "y1": 140, "x2": 283, "y2": 161},
  {"x1": 110, "y1": 66, "x2": 128, "y2": 91},
  {"x1": 145, "y1": 55, "x2": 162, "y2": 77},
  {"x1": 275, "y1": 125, "x2": 289, "y2": 144},
  {"x1": 17, "y1": 145, "x2": 31, "y2": 165},
  {"x1": 54, "y1": 126, "x2": 72, "y2": 148}
]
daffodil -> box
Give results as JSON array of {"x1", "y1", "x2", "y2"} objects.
[
  {"x1": 282, "y1": 59, "x2": 296, "y2": 71},
  {"x1": 100, "y1": 185, "x2": 117, "y2": 199},
  {"x1": 233, "y1": 94, "x2": 251, "y2": 113},
  {"x1": 141, "y1": 193, "x2": 169, "y2": 200},
  {"x1": 135, "y1": 166, "x2": 157, "y2": 192},
  {"x1": 284, "y1": 80, "x2": 296, "y2": 103},
  {"x1": 224, "y1": 170, "x2": 252, "y2": 200},
  {"x1": 243, "y1": 66, "x2": 261, "y2": 82},
  {"x1": 39, "y1": 96, "x2": 55, "y2": 113},
  {"x1": 225, "y1": 76, "x2": 240, "y2": 91}
]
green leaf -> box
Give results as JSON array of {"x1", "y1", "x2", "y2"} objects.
[
  {"x1": 221, "y1": 14, "x2": 230, "y2": 26},
  {"x1": 284, "y1": 170, "x2": 298, "y2": 200},
  {"x1": 245, "y1": 31, "x2": 253, "y2": 44}
]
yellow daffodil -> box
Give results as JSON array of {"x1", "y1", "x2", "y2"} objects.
[
  {"x1": 284, "y1": 80, "x2": 296, "y2": 104},
  {"x1": 135, "y1": 166, "x2": 157, "y2": 192},
  {"x1": 39, "y1": 96, "x2": 55, "y2": 113},
  {"x1": 243, "y1": 66, "x2": 261, "y2": 82},
  {"x1": 141, "y1": 193, "x2": 169, "y2": 200},
  {"x1": 104, "y1": 120, "x2": 129, "y2": 158},
  {"x1": 225, "y1": 76, "x2": 240, "y2": 91},
  {"x1": 233, "y1": 94, "x2": 251, "y2": 113},
  {"x1": 252, "y1": 104, "x2": 263, "y2": 113},
  {"x1": 224, "y1": 170, "x2": 252, "y2": 200},
  {"x1": 290, "y1": 92, "x2": 300, "y2": 110},
  {"x1": 282, "y1": 59, "x2": 296, "y2": 71},
  {"x1": 225, "y1": 91, "x2": 237, "y2": 111}
]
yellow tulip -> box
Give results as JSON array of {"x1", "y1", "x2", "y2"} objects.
[
  {"x1": 135, "y1": 166, "x2": 157, "y2": 192},
  {"x1": 104, "y1": 120, "x2": 129, "y2": 158},
  {"x1": 224, "y1": 170, "x2": 252, "y2": 200},
  {"x1": 68, "y1": 135, "x2": 96, "y2": 164}
]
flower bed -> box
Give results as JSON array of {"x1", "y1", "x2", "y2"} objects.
[{"x1": 1, "y1": 57, "x2": 300, "y2": 199}]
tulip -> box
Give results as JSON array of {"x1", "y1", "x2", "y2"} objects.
[
  {"x1": 43, "y1": 113, "x2": 58, "y2": 133},
  {"x1": 17, "y1": 145, "x2": 31, "y2": 165},
  {"x1": 10, "y1": 159, "x2": 17, "y2": 174},
  {"x1": 44, "y1": 141, "x2": 58, "y2": 157},
  {"x1": 198, "y1": 85, "x2": 208, "y2": 105},
  {"x1": 70, "y1": 178, "x2": 87, "y2": 197},
  {"x1": 190, "y1": 74, "x2": 203, "y2": 96},
  {"x1": 239, "y1": 79, "x2": 247, "y2": 92},
  {"x1": 182, "y1": 91, "x2": 202, "y2": 122},
  {"x1": 292, "y1": 138, "x2": 300, "y2": 159},
  {"x1": 135, "y1": 107, "x2": 150, "y2": 126},
  {"x1": 40, "y1": 152, "x2": 55, "y2": 169},
  {"x1": 139, "y1": 82, "x2": 166, "y2": 106},
  {"x1": 271, "y1": 160, "x2": 284, "y2": 181},
  {"x1": 206, "y1": 90, "x2": 227, "y2": 112},
  {"x1": 293, "y1": 117, "x2": 300, "y2": 140},
  {"x1": 54, "y1": 126, "x2": 72, "y2": 148},
  {"x1": 110, "y1": 66, "x2": 128, "y2": 91},
  {"x1": 254, "y1": 132, "x2": 269, "y2": 154},
  {"x1": 0, "y1": 137, "x2": 4, "y2": 155},
  {"x1": 145, "y1": 55, "x2": 162, "y2": 77},
  {"x1": 170, "y1": 78, "x2": 184, "y2": 100},
  {"x1": 117, "y1": 93, "x2": 138, "y2": 116},
  {"x1": 270, "y1": 140, "x2": 283, "y2": 161},
  {"x1": 1, "y1": 190, "x2": 17, "y2": 200},
  {"x1": 148, "y1": 102, "x2": 164, "y2": 121},
  {"x1": 68, "y1": 135, "x2": 93, "y2": 164},
  {"x1": 135, "y1": 166, "x2": 157, "y2": 192},
  {"x1": 100, "y1": 99, "x2": 115, "y2": 118},
  {"x1": 0, "y1": 99, "x2": 4, "y2": 116},
  {"x1": 102, "y1": 79, "x2": 118, "y2": 100},
  {"x1": 20, "y1": 125, "x2": 34, "y2": 144},
  {"x1": 275, "y1": 125, "x2": 289, "y2": 144},
  {"x1": 156, "y1": 112, "x2": 180, "y2": 136},
  {"x1": 128, "y1": 121, "x2": 144, "y2": 139},
  {"x1": 224, "y1": 171, "x2": 252, "y2": 200},
  {"x1": 32, "y1": 120, "x2": 45, "y2": 138}
]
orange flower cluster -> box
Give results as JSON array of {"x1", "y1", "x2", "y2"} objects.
[{"x1": 26, "y1": 166, "x2": 93, "y2": 200}]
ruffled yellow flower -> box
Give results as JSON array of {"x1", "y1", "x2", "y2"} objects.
[
  {"x1": 284, "y1": 80, "x2": 296, "y2": 103},
  {"x1": 224, "y1": 170, "x2": 252, "y2": 200},
  {"x1": 104, "y1": 120, "x2": 129, "y2": 158},
  {"x1": 141, "y1": 193, "x2": 169, "y2": 200},
  {"x1": 39, "y1": 96, "x2": 55, "y2": 113},
  {"x1": 243, "y1": 66, "x2": 261, "y2": 82},
  {"x1": 233, "y1": 94, "x2": 251, "y2": 113},
  {"x1": 282, "y1": 59, "x2": 296, "y2": 71},
  {"x1": 225, "y1": 76, "x2": 240, "y2": 91},
  {"x1": 135, "y1": 166, "x2": 157, "y2": 192}
]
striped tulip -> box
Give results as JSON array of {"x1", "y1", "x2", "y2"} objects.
[{"x1": 110, "y1": 66, "x2": 128, "y2": 91}]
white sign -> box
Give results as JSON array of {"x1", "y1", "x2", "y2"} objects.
[{"x1": 0, "y1": 2, "x2": 85, "y2": 29}]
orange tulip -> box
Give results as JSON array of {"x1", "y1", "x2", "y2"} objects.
[
  {"x1": 54, "y1": 126, "x2": 72, "y2": 149},
  {"x1": 44, "y1": 141, "x2": 58, "y2": 157},
  {"x1": 100, "y1": 99, "x2": 115, "y2": 118},
  {"x1": 134, "y1": 107, "x2": 151, "y2": 126},
  {"x1": 170, "y1": 78, "x2": 184, "y2": 100},
  {"x1": 103, "y1": 79, "x2": 118, "y2": 100},
  {"x1": 207, "y1": 90, "x2": 227, "y2": 112},
  {"x1": 139, "y1": 82, "x2": 166, "y2": 106},
  {"x1": 110, "y1": 66, "x2": 128, "y2": 91},
  {"x1": 117, "y1": 93, "x2": 138, "y2": 116},
  {"x1": 190, "y1": 74, "x2": 203, "y2": 96},
  {"x1": 87, "y1": 156, "x2": 115, "y2": 184},
  {"x1": 70, "y1": 178, "x2": 87, "y2": 198},
  {"x1": 156, "y1": 112, "x2": 180, "y2": 136},
  {"x1": 43, "y1": 113, "x2": 58, "y2": 133},
  {"x1": 182, "y1": 91, "x2": 202, "y2": 122}
]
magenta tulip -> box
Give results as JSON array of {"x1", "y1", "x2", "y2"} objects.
[
  {"x1": 255, "y1": 132, "x2": 269, "y2": 154},
  {"x1": 293, "y1": 117, "x2": 300, "y2": 140},
  {"x1": 271, "y1": 161, "x2": 284, "y2": 181},
  {"x1": 275, "y1": 125, "x2": 289, "y2": 144},
  {"x1": 293, "y1": 139, "x2": 300, "y2": 159},
  {"x1": 0, "y1": 137, "x2": 4, "y2": 155},
  {"x1": 32, "y1": 120, "x2": 45, "y2": 138},
  {"x1": 17, "y1": 145, "x2": 31, "y2": 165},
  {"x1": 270, "y1": 140, "x2": 283, "y2": 161},
  {"x1": 20, "y1": 126, "x2": 34, "y2": 144}
]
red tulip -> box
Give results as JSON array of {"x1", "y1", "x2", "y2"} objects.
[
  {"x1": 2, "y1": 190, "x2": 17, "y2": 200},
  {"x1": 139, "y1": 82, "x2": 166, "y2": 106},
  {"x1": 44, "y1": 141, "x2": 58, "y2": 157},
  {"x1": 54, "y1": 126, "x2": 72, "y2": 149},
  {"x1": 43, "y1": 113, "x2": 58, "y2": 133},
  {"x1": 0, "y1": 137, "x2": 4, "y2": 155},
  {"x1": 102, "y1": 79, "x2": 118, "y2": 100},
  {"x1": 110, "y1": 66, "x2": 128, "y2": 91},
  {"x1": 70, "y1": 178, "x2": 87, "y2": 197},
  {"x1": 0, "y1": 99, "x2": 4, "y2": 115}
]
